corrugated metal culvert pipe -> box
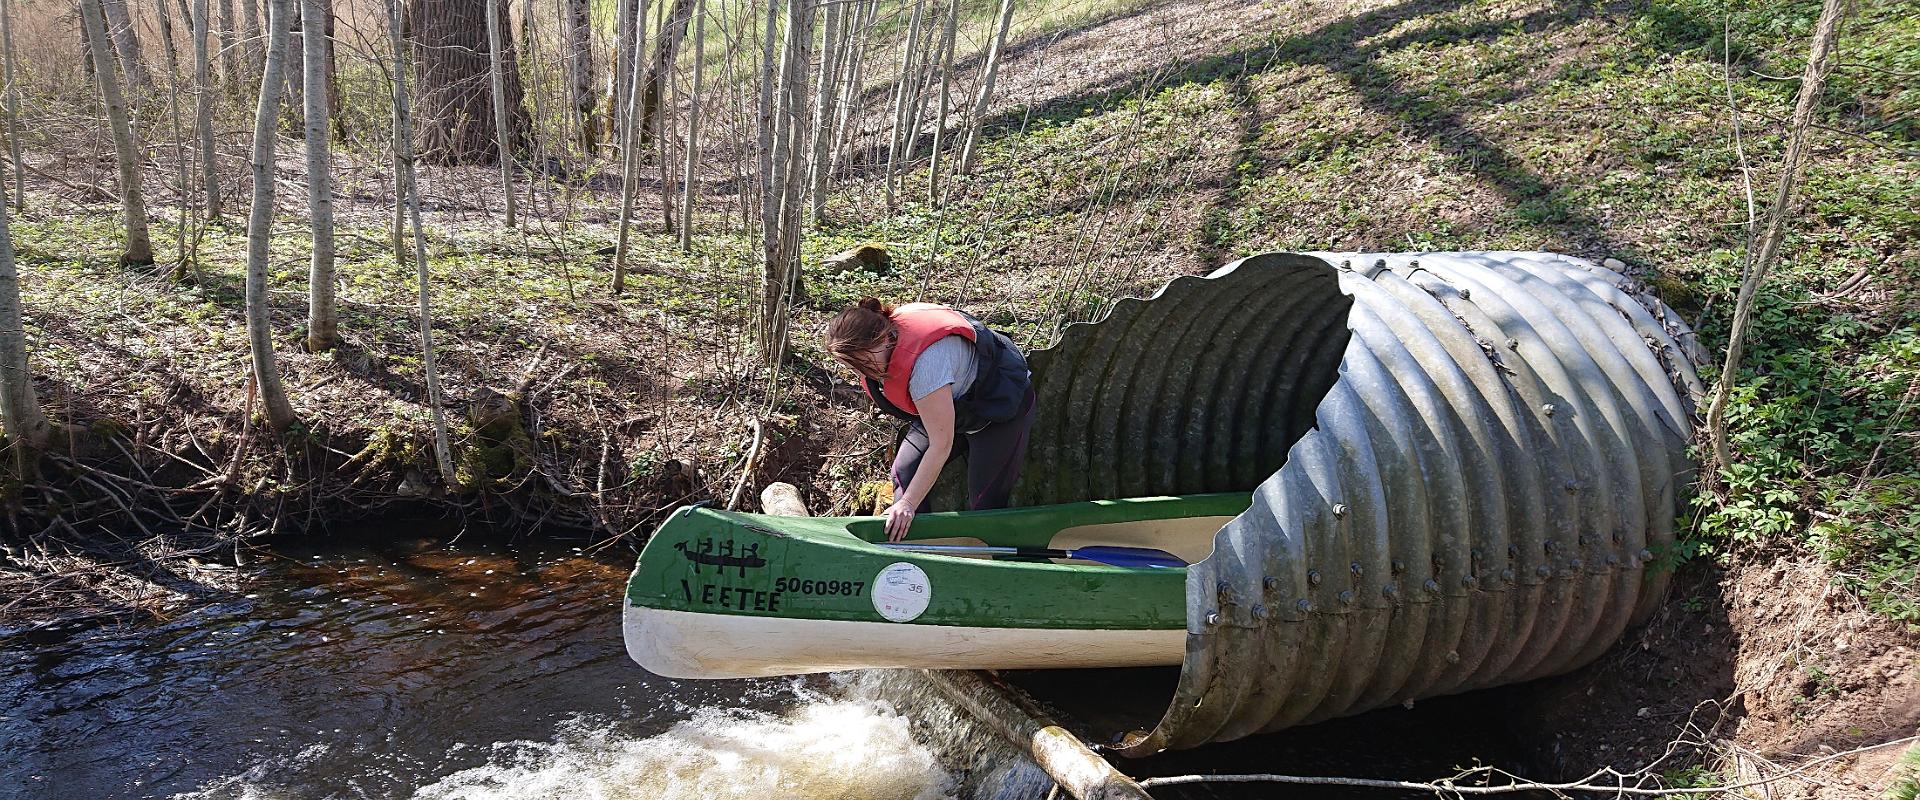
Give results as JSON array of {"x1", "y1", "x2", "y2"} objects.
[{"x1": 1014, "y1": 251, "x2": 1704, "y2": 755}]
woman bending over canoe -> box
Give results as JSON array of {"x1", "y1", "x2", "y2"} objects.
[{"x1": 826, "y1": 297, "x2": 1036, "y2": 541}]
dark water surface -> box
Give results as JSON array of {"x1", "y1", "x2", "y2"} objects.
[{"x1": 1, "y1": 532, "x2": 1542, "y2": 800}]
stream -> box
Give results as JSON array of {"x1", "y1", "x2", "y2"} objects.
[{"x1": 1, "y1": 529, "x2": 1543, "y2": 799}]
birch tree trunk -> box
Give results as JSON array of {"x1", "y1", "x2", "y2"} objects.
[
  {"x1": 1, "y1": 0, "x2": 22, "y2": 212},
  {"x1": 302, "y1": 0, "x2": 335, "y2": 351},
  {"x1": 677, "y1": 0, "x2": 704, "y2": 252},
  {"x1": 959, "y1": 0, "x2": 1015, "y2": 174},
  {"x1": 561, "y1": 0, "x2": 596, "y2": 153},
  {"x1": 484, "y1": 0, "x2": 516, "y2": 226},
  {"x1": 1705, "y1": 0, "x2": 1852, "y2": 466},
  {"x1": 244, "y1": 0, "x2": 297, "y2": 431},
  {"x1": 610, "y1": 0, "x2": 652, "y2": 294},
  {"x1": 0, "y1": 176, "x2": 48, "y2": 455},
  {"x1": 78, "y1": 0, "x2": 153, "y2": 266},
  {"x1": 191, "y1": 0, "x2": 220, "y2": 219},
  {"x1": 384, "y1": 0, "x2": 455, "y2": 486}
]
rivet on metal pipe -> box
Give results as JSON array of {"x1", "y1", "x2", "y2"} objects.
[
  {"x1": 1332, "y1": 503, "x2": 1349, "y2": 518},
  {"x1": 1306, "y1": 570, "x2": 1321, "y2": 586},
  {"x1": 1338, "y1": 590, "x2": 1354, "y2": 605},
  {"x1": 1423, "y1": 579, "x2": 1441, "y2": 593},
  {"x1": 1542, "y1": 403, "x2": 1558, "y2": 416}
]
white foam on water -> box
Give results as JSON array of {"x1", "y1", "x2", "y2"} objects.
[{"x1": 410, "y1": 696, "x2": 955, "y2": 800}]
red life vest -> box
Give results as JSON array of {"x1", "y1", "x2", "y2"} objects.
[{"x1": 865, "y1": 303, "x2": 977, "y2": 416}]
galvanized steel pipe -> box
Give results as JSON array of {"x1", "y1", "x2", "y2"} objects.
[{"x1": 1015, "y1": 252, "x2": 1702, "y2": 754}]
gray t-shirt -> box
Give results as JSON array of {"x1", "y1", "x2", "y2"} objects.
[{"x1": 909, "y1": 335, "x2": 977, "y2": 402}]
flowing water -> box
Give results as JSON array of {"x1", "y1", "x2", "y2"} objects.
[{"x1": 0, "y1": 530, "x2": 1540, "y2": 800}]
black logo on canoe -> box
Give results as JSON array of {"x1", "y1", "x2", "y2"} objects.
[{"x1": 675, "y1": 538, "x2": 765, "y2": 576}]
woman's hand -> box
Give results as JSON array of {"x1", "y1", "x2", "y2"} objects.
[{"x1": 883, "y1": 500, "x2": 916, "y2": 542}]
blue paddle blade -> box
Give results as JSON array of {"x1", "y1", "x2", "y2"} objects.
[{"x1": 1065, "y1": 546, "x2": 1188, "y2": 569}]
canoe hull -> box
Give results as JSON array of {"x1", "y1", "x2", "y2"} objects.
[{"x1": 625, "y1": 602, "x2": 1186, "y2": 679}]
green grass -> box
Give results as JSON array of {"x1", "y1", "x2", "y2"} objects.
[
  {"x1": 821, "y1": 0, "x2": 1919, "y2": 615},
  {"x1": 1889, "y1": 745, "x2": 1920, "y2": 800},
  {"x1": 8, "y1": 0, "x2": 1916, "y2": 612}
]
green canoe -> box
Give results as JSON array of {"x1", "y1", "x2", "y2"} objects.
[{"x1": 623, "y1": 494, "x2": 1251, "y2": 679}]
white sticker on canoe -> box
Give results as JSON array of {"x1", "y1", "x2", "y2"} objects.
[{"x1": 872, "y1": 562, "x2": 931, "y2": 623}]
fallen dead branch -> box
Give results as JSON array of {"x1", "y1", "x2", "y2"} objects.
[{"x1": 1137, "y1": 734, "x2": 1919, "y2": 797}]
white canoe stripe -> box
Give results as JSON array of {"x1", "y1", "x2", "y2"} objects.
[{"x1": 625, "y1": 603, "x2": 1185, "y2": 679}]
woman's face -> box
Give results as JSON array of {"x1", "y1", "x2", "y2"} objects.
[{"x1": 842, "y1": 337, "x2": 894, "y2": 382}]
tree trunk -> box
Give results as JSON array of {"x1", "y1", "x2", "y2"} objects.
[
  {"x1": 829, "y1": 0, "x2": 872, "y2": 182},
  {"x1": 0, "y1": 175, "x2": 48, "y2": 456},
  {"x1": 302, "y1": 0, "x2": 335, "y2": 351},
  {"x1": 677, "y1": 0, "x2": 704, "y2": 252},
  {"x1": 240, "y1": 0, "x2": 262, "y2": 82},
  {"x1": 1705, "y1": 0, "x2": 1852, "y2": 466},
  {"x1": 610, "y1": 0, "x2": 638, "y2": 154},
  {"x1": 806, "y1": 0, "x2": 839, "y2": 224},
  {"x1": 755, "y1": 0, "x2": 777, "y2": 355},
  {"x1": 156, "y1": 0, "x2": 192, "y2": 271},
  {"x1": 561, "y1": 0, "x2": 595, "y2": 153},
  {"x1": 101, "y1": 0, "x2": 149, "y2": 94},
  {"x1": 610, "y1": 0, "x2": 652, "y2": 294},
  {"x1": 885, "y1": 1, "x2": 925, "y2": 210},
  {"x1": 1, "y1": 0, "x2": 23, "y2": 212},
  {"x1": 637, "y1": 0, "x2": 698, "y2": 147},
  {"x1": 925, "y1": 0, "x2": 958, "y2": 204},
  {"x1": 762, "y1": 0, "x2": 809, "y2": 368},
  {"x1": 406, "y1": 0, "x2": 529, "y2": 165},
  {"x1": 384, "y1": 0, "x2": 455, "y2": 486},
  {"x1": 244, "y1": 0, "x2": 297, "y2": 431},
  {"x1": 484, "y1": 0, "x2": 516, "y2": 225},
  {"x1": 192, "y1": 0, "x2": 221, "y2": 219},
  {"x1": 217, "y1": 0, "x2": 240, "y2": 92},
  {"x1": 959, "y1": 0, "x2": 1015, "y2": 174},
  {"x1": 78, "y1": 0, "x2": 153, "y2": 266}
]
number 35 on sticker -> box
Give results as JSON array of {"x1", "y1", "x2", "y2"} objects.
[{"x1": 872, "y1": 562, "x2": 931, "y2": 622}]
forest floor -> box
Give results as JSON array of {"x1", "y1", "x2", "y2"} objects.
[{"x1": 2, "y1": 0, "x2": 1917, "y2": 793}]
